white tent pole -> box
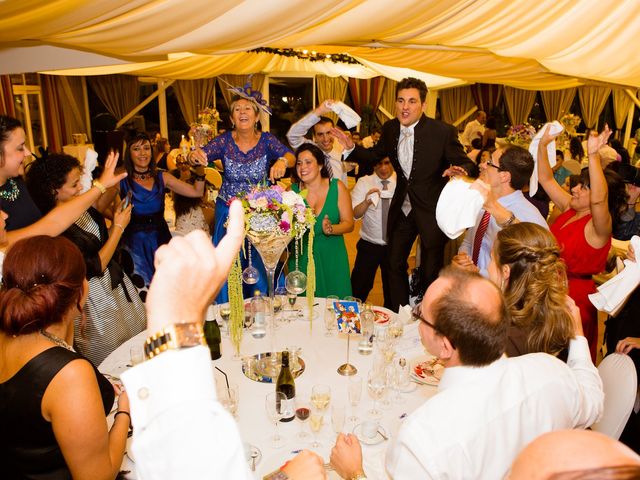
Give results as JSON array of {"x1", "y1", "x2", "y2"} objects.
[
  {"x1": 262, "y1": 77, "x2": 270, "y2": 132},
  {"x1": 81, "y1": 77, "x2": 92, "y2": 141},
  {"x1": 453, "y1": 106, "x2": 478, "y2": 127},
  {"x1": 624, "y1": 89, "x2": 640, "y2": 109},
  {"x1": 378, "y1": 105, "x2": 393, "y2": 120},
  {"x1": 157, "y1": 79, "x2": 168, "y2": 138},
  {"x1": 116, "y1": 79, "x2": 175, "y2": 128}
]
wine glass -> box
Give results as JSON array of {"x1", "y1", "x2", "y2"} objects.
[
  {"x1": 219, "y1": 383, "x2": 239, "y2": 417},
  {"x1": 265, "y1": 392, "x2": 287, "y2": 448},
  {"x1": 311, "y1": 384, "x2": 331, "y2": 413},
  {"x1": 309, "y1": 405, "x2": 324, "y2": 449},
  {"x1": 295, "y1": 397, "x2": 310, "y2": 440},
  {"x1": 287, "y1": 291, "x2": 298, "y2": 321},
  {"x1": 347, "y1": 376, "x2": 362, "y2": 423},
  {"x1": 274, "y1": 286, "x2": 287, "y2": 323},
  {"x1": 367, "y1": 369, "x2": 386, "y2": 418},
  {"x1": 331, "y1": 404, "x2": 345, "y2": 435},
  {"x1": 324, "y1": 295, "x2": 339, "y2": 336},
  {"x1": 220, "y1": 305, "x2": 231, "y2": 337}
]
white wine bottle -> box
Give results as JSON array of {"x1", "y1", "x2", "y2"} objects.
[{"x1": 276, "y1": 351, "x2": 295, "y2": 422}]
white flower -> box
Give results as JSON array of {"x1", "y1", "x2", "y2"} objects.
[{"x1": 281, "y1": 190, "x2": 302, "y2": 207}]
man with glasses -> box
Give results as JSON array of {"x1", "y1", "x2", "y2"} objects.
[
  {"x1": 330, "y1": 267, "x2": 603, "y2": 480},
  {"x1": 452, "y1": 145, "x2": 547, "y2": 277}
]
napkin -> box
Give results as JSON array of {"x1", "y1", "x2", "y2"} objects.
[
  {"x1": 435, "y1": 178, "x2": 485, "y2": 239},
  {"x1": 589, "y1": 236, "x2": 640, "y2": 315},
  {"x1": 529, "y1": 121, "x2": 564, "y2": 196},
  {"x1": 397, "y1": 304, "x2": 413, "y2": 324},
  {"x1": 79, "y1": 148, "x2": 99, "y2": 193},
  {"x1": 329, "y1": 101, "x2": 361, "y2": 129},
  {"x1": 367, "y1": 192, "x2": 380, "y2": 208}
]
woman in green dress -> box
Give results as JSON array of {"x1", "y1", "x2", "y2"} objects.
[{"x1": 288, "y1": 143, "x2": 354, "y2": 298}]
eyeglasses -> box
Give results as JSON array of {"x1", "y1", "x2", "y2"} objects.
[
  {"x1": 485, "y1": 159, "x2": 505, "y2": 171},
  {"x1": 412, "y1": 304, "x2": 439, "y2": 333}
]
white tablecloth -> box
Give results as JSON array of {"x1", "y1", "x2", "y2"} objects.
[{"x1": 99, "y1": 298, "x2": 436, "y2": 479}]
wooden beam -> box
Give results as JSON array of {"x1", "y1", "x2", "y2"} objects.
[
  {"x1": 453, "y1": 106, "x2": 478, "y2": 127},
  {"x1": 116, "y1": 79, "x2": 175, "y2": 128}
]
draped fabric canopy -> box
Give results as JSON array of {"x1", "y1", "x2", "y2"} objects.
[{"x1": 0, "y1": 1, "x2": 638, "y2": 89}]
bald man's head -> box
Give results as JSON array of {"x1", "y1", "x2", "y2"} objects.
[
  {"x1": 428, "y1": 267, "x2": 508, "y2": 366},
  {"x1": 509, "y1": 430, "x2": 640, "y2": 480}
]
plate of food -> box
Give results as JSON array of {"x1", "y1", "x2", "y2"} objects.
[
  {"x1": 410, "y1": 356, "x2": 445, "y2": 386},
  {"x1": 372, "y1": 306, "x2": 394, "y2": 325}
]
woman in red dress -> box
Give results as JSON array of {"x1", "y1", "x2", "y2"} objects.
[{"x1": 537, "y1": 125, "x2": 627, "y2": 360}]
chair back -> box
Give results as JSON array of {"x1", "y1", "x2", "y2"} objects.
[
  {"x1": 592, "y1": 353, "x2": 638, "y2": 439},
  {"x1": 204, "y1": 167, "x2": 222, "y2": 189}
]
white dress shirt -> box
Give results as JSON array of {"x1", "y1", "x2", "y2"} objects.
[
  {"x1": 286, "y1": 112, "x2": 349, "y2": 184},
  {"x1": 351, "y1": 172, "x2": 397, "y2": 245},
  {"x1": 386, "y1": 337, "x2": 603, "y2": 480},
  {"x1": 361, "y1": 135, "x2": 375, "y2": 148},
  {"x1": 458, "y1": 190, "x2": 548, "y2": 277},
  {"x1": 460, "y1": 119, "x2": 485, "y2": 148},
  {"x1": 121, "y1": 346, "x2": 252, "y2": 480}
]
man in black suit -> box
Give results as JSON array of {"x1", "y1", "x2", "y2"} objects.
[{"x1": 349, "y1": 78, "x2": 476, "y2": 310}]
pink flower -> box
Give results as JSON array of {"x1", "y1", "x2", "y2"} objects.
[{"x1": 280, "y1": 220, "x2": 290, "y2": 232}]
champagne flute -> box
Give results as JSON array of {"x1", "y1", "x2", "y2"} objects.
[
  {"x1": 287, "y1": 291, "x2": 298, "y2": 321},
  {"x1": 311, "y1": 384, "x2": 331, "y2": 413},
  {"x1": 309, "y1": 405, "x2": 324, "y2": 449},
  {"x1": 367, "y1": 369, "x2": 386, "y2": 418},
  {"x1": 220, "y1": 305, "x2": 231, "y2": 337},
  {"x1": 347, "y1": 376, "x2": 362, "y2": 423},
  {"x1": 295, "y1": 397, "x2": 311, "y2": 440},
  {"x1": 324, "y1": 295, "x2": 339, "y2": 336},
  {"x1": 265, "y1": 391, "x2": 287, "y2": 448},
  {"x1": 331, "y1": 404, "x2": 345, "y2": 435}
]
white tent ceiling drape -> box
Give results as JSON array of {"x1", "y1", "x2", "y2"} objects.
[{"x1": 0, "y1": 0, "x2": 639, "y2": 89}]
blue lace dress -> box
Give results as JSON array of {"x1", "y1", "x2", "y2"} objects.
[
  {"x1": 202, "y1": 131, "x2": 291, "y2": 302},
  {"x1": 119, "y1": 173, "x2": 172, "y2": 288}
]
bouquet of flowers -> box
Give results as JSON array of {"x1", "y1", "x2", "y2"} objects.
[
  {"x1": 227, "y1": 185, "x2": 316, "y2": 352},
  {"x1": 190, "y1": 107, "x2": 220, "y2": 146},
  {"x1": 506, "y1": 123, "x2": 537, "y2": 148},
  {"x1": 560, "y1": 113, "x2": 581, "y2": 136}
]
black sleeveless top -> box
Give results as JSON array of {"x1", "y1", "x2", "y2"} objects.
[{"x1": 0, "y1": 346, "x2": 115, "y2": 479}]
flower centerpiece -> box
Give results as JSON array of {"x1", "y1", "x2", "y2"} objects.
[
  {"x1": 227, "y1": 184, "x2": 315, "y2": 354},
  {"x1": 560, "y1": 113, "x2": 581, "y2": 136},
  {"x1": 190, "y1": 107, "x2": 220, "y2": 147},
  {"x1": 505, "y1": 123, "x2": 538, "y2": 148}
]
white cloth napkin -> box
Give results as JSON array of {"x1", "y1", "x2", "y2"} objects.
[
  {"x1": 589, "y1": 236, "x2": 640, "y2": 315},
  {"x1": 435, "y1": 178, "x2": 485, "y2": 239},
  {"x1": 397, "y1": 304, "x2": 413, "y2": 324},
  {"x1": 329, "y1": 101, "x2": 361, "y2": 129},
  {"x1": 528, "y1": 121, "x2": 564, "y2": 196},
  {"x1": 79, "y1": 148, "x2": 99, "y2": 194}
]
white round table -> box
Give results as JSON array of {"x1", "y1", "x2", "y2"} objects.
[{"x1": 99, "y1": 298, "x2": 437, "y2": 479}]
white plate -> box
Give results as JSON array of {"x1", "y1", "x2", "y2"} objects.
[
  {"x1": 372, "y1": 306, "x2": 395, "y2": 325},
  {"x1": 353, "y1": 424, "x2": 388, "y2": 445},
  {"x1": 409, "y1": 356, "x2": 444, "y2": 386}
]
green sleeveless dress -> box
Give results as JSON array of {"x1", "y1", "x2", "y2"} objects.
[{"x1": 289, "y1": 178, "x2": 352, "y2": 298}]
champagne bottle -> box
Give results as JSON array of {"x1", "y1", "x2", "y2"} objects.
[
  {"x1": 276, "y1": 351, "x2": 295, "y2": 422},
  {"x1": 204, "y1": 306, "x2": 221, "y2": 360}
]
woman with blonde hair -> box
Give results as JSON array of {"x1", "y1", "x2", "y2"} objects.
[{"x1": 488, "y1": 222, "x2": 575, "y2": 358}]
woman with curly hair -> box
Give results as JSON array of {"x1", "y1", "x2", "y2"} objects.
[
  {"x1": 25, "y1": 153, "x2": 145, "y2": 365},
  {"x1": 537, "y1": 125, "x2": 629, "y2": 360},
  {"x1": 488, "y1": 222, "x2": 574, "y2": 358}
]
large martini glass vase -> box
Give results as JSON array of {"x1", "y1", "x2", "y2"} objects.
[{"x1": 247, "y1": 232, "x2": 292, "y2": 377}]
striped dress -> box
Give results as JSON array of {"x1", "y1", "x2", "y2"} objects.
[{"x1": 64, "y1": 208, "x2": 146, "y2": 366}]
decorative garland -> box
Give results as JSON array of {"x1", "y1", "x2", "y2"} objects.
[
  {"x1": 250, "y1": 47, "x2": 361, "y2": 65},
  {"x1": 228, "y1": 255, "x2": 245, "y2": 356}
]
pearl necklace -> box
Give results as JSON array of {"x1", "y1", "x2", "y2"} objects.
[
  {"x1": 40, "y1": 329, "x2": 75, "y2": 352},
  {"x1": 0, "y1": 178, "x2": 20, "y2": 201}
]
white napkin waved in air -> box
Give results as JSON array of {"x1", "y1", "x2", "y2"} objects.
[
  {"x1": 435, "y1": 178, "x2": 485, "y2": 239},
  {"x1": 589, "y1": 236, "x2": 640, "y2": 315},
  {"x1": 79, "y1": 148, "x2": 99, "y2": 194},
  {"x1": 529, "y1": 121, "x2": 564, "y2": 196},
  {"x1": 329, "y1": 101, "x2": 361, "y2": 129}
]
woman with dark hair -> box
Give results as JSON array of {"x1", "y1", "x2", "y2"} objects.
[
  {"x1": 25, "y1": 153, "x2": 145, "y2": 366},
  {"x1": 0, "y1": 114, "x2": 124, "y2": 235},
  {"x1": 190, "y1": 93, "x2": 295, "y2": 302},
  {"x1": 537, "y1": 125, "x2": 629, "y2": 360},
  {"x1": 569, "y1": 136, "x2": 585, "y2": 164},
  {"x1": 289, "y1": 143, "x2": 354, "y2": 297},
  {"x1": 119, "y1": 132, "x2": 205, "y2": 288},
  {"x1": 482, "y1": 116, "x2": 497, "y2": 148},
  {"x1": 0, "y1": 236, "x2": 129, "y2": 479},
  {"x1": 488, "y1": 222, "x2": 575, "y2": 358}
]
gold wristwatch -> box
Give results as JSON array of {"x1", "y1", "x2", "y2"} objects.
[{"x1": 144, "y1": 322, "x2": 206, "y2": 360}]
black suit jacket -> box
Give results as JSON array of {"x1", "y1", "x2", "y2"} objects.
[{"x1": 353, "y1": 115, "x2": 476, "y2": 248}]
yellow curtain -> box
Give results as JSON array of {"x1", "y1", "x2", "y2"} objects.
[
  {"x1": 504, "y1": 86, "x2": 537, "y2": 125},
  {"x1": 173, "y1": 78, "x2": 216, "y2": 125},
  {"x1": 0, "y1": 75, "x2": 15, "y2": 116},
  {"x1": 439, "y1": 86, "x2": 474, "y2": 125},
  {"x1": 612, "y1": 88, "x2": 635, "y2": 131},
  {"x1": 316, "y1": 75, "x2": 347, "y2": 124},
  {"x1": 87, "y1": 74, "x2": 139, "y2": 121},
  {"x1": 53, "y1": 76, "x2": 89, "y2": 144},
  {"x1": 40, "y1": 75, "x2": 64, "y2": 152},
  {"x1": 578, "y1": 86, "x2": 611, "y2": 129},
  {"x1": 541, "y1": 88, "x2": 576, "y2": 121},
  {"x1": 375, "y1": 79, "x2": 397, "y2": 125}
]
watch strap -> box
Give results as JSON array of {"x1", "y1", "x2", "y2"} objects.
[{"x1": 144, "y1": 322, "x2": 205, "y2": 360}]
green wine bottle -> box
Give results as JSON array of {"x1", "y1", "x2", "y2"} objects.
[
  {"x1": 276, "y1": 351, "x2": 295, "y2": 422},
  {"x1": 204, "y1": 309, "x2": 221, "y2": 360}
]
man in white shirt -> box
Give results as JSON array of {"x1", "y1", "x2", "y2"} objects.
[
  {"x1": 361, "y1": 128, "x2": 381, "y2": 149},
  {"x1": 453, "y1": 145, "x2": 548, "y2": 277},
  {"x1": 287, "y1": 100, "x2": 353, "y2": 184},
  {"x1": 350, "y1": 156, "x2": 396, "y2": 307},
  {"x1": 460, "y1": 110, "x2": 486, "y2": 150},
  {"x1": 121, "y1": 202, "x2": 325, "y2": 480},
  {"x1": 330, "y1": 267, "x2": 603, "y2": 480}
]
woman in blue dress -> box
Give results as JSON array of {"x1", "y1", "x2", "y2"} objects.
[
  {"x1": 191, "y1": 94, "x2": 294, "y2": 302},
  {"x1": 119, "y1": 132, "x2": 205, "y2": 289}
]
